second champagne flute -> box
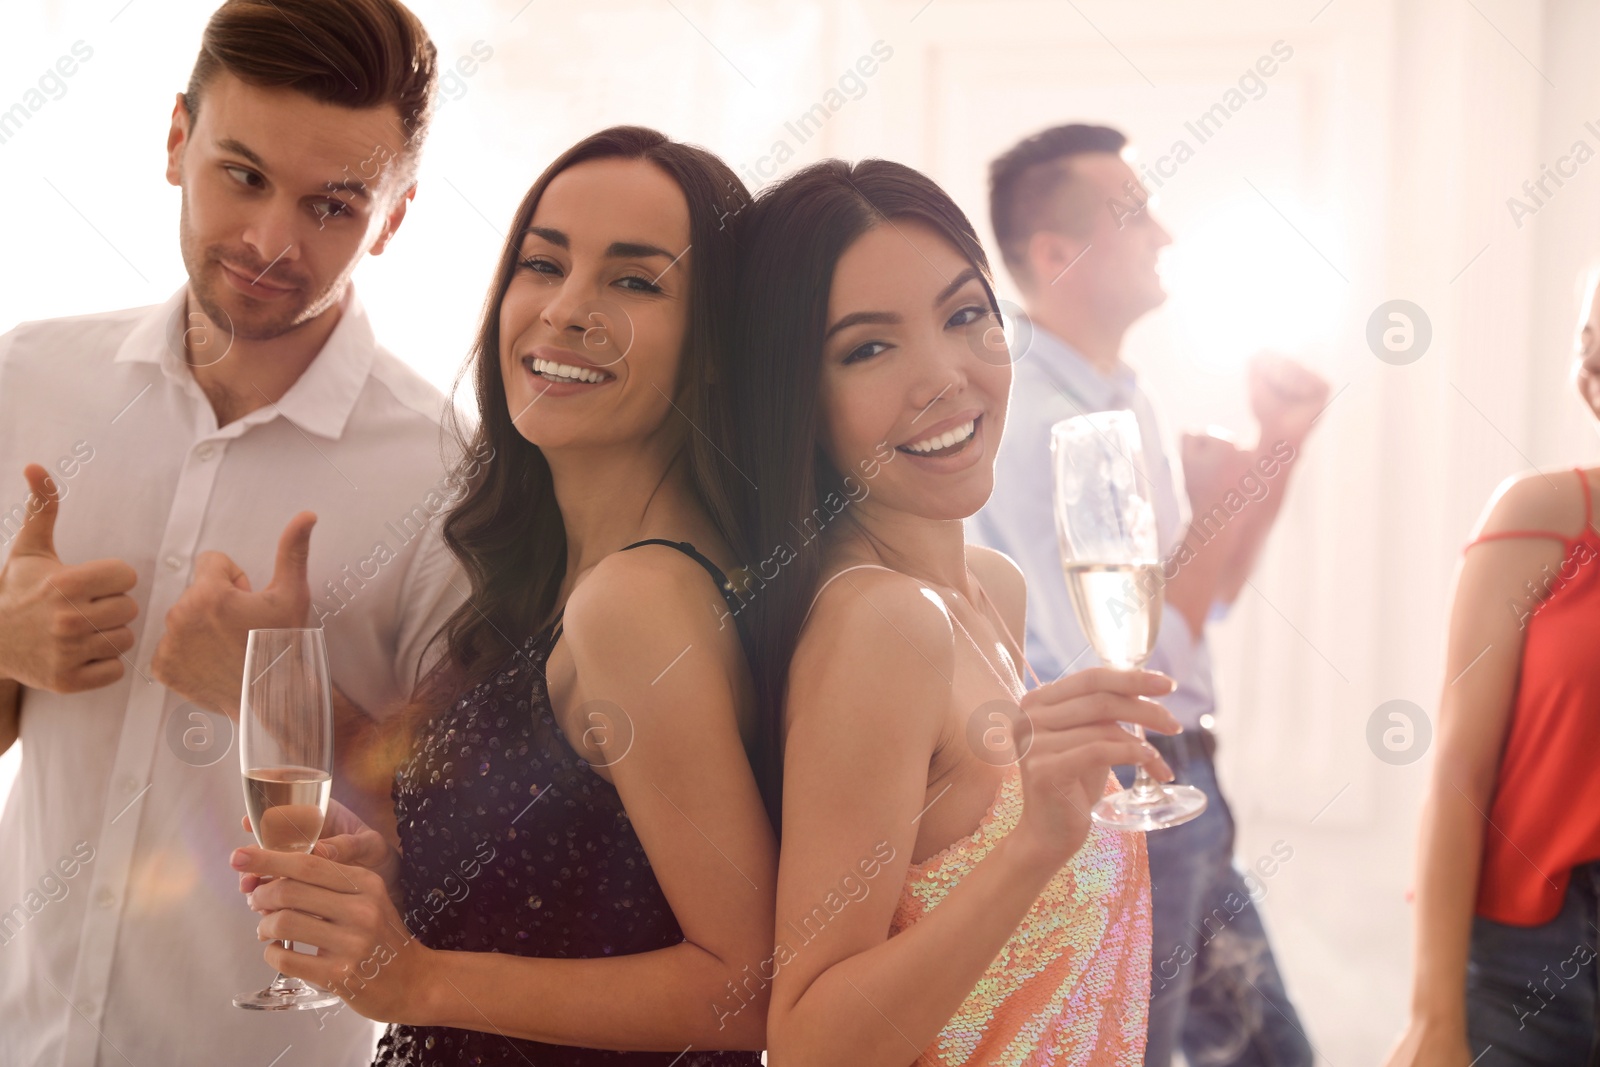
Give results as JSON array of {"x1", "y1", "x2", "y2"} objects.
[
  {"x1": 233, "y1": 627, "x2": 341, "y2": 1011},
  {"x1": 1051, "y1": 410, "x2": 1207, "y2": 832}
]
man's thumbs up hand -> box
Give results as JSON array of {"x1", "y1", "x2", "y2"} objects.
[
  {"x1": 13, "y1": 464, "x2": 62, "y2": 561},
  {"x1": 0, "y1": 465, "x2": 139, "y2": 693},
  {"x1": 151, "y1": 512, "x2": 318, "y2": 717},
  {"x1": 263, "y1": 511, "x2": 316, "y2": 618}
]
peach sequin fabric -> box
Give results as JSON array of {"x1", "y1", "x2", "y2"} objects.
[{"x1": 888, "y1": 769, "x2": 1151, "y2": 1065}]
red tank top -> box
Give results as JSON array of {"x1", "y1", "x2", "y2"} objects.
[{"x1": 1467, "y1": 468, "x2": 1600, "y2": 925}]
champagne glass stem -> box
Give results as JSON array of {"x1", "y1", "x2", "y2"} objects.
[
  {"x1": 1127, "y1": 723, "x2": 1163, "y2": 800},
  {"x1": 265, "y1": 953, "x2": 297, "y2": 993},
  {"x1": 1122, "y1": 661, "x2": 1163, "y2": 801}
]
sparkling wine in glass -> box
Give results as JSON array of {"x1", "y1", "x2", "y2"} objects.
[
  {"x1": 233, "y1": 627, "x2": 341, "y2": 1011},
  {"x1": 1051, "y1": 410, "x2": 1207, "y2": 832}
]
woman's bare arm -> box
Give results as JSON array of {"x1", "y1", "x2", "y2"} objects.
[
  {"x1": 419, "y1": 548, "x2": 779, "y2": 1048},
  {"x1": 239, "y1": 548, "x2": 778, "y2": 1050},
  {"x1": 766, "y1": 565, "x2": 1176, "y2": 1067},
  {"x1": 1388, "y1": 473, "x2": 1575, "y2": 1065},
  {"x1": 766, "y1": 571, "x2": 1062, "y2": 1066}
]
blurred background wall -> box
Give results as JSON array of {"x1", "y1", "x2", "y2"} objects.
[{"x1": 5, "y1": 1, "x2": 1600, "y2": 1062}]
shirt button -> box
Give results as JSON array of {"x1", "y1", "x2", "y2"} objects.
[
  {"x1": 120, "y1": 776, "x2": 140, "y2": 794},
  {"x1": 95, "y1": 888, "x2": 115, "y2": 908},
  {"x1": 196, "y1": 443, "x2": 215, "y2": 461},
  {"x1": 165, "y1": 555, "x2": 183, "y2": 571}
]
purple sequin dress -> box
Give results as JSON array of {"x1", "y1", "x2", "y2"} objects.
[{"x1": 373, "y1": 540, "x2": 761, "y2": 1066}]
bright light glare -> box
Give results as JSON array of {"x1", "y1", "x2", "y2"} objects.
[{"x1": 1161, "y1": 197, "x2": 1344, "y2": 374}]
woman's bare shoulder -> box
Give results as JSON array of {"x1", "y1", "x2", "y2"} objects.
[
  {"x1": 790, "y1": 564, "x2": 956, "y2": 736},
  {"x1": 1476, "y1": 467, "x2": 1593, "y2": 540}
]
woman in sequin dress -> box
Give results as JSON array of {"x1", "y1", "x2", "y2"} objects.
[
  {"x1": 718, "y1": 159, "x2": 1176, "y2": 1066},
  {"x1": 231, "y1": 126, "x2": 776, "y2": 1064}
]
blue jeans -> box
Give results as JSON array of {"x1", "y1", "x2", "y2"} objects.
[
  {"x1": 1115, "y1": 751, "x2": 1312, "y2": 1067},
  {"x1": 1466, "y1": 860, "x2": 1600, "y2": 1067}
]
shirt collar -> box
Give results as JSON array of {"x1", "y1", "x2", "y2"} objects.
[
  {"x1": 113, "y1": 283, "x2": 376, "y2": 440},
  {"x1": 1023, "y1": 324, "x2": 1139, "y2": 412}
]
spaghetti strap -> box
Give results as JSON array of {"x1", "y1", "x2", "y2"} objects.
[
  {"x1": 800, "y1": 562, "x2": 1043, "y2": 698},
  {"x1": 1462, "y1": 469, "x2": 1597, "y2": 553},
  {"x1": 799, "y1": 563, "x2": 901, "y2": 630},
  {"x1": 970, "y1": 579, "x2": 1044, "y2": 691},
  {"x1": 1465, "y1": 530, "x2": 1572, "y2": 550},
  {"x1": 549, "y1": 538, "x2": 756, "y2": 664},
  {"x1": 619, "y1": 537, "x2": 738, "y2": 597}
]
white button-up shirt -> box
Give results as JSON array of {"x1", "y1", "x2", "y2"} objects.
[
  {"x1": 967, "y1": 325, "x2": 1217, "y2": 728},
  {"x1": 0, "y1": 285, "x2": 468, "y2": 1066}
]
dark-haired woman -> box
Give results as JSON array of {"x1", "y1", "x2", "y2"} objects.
[
  {"x1": 723, "y1": 158, "x2": 1174, "y2": 1065},
  {"x1": 231, "y1": 126, "x2": 775, "y2": 1064}
]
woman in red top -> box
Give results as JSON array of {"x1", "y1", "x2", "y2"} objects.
[{"x1": 1386, "y1": 277, "x2": 1600, "y2": 1067}]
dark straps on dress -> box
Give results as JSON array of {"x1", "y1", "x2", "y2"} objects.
[
  {"x1": 547, "y1": 539, "x2": 755, "y2": 663},
  {"x1": 619, "y1": 538, "x2": 755, "y2": 663}
]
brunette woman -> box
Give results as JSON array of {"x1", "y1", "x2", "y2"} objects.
[
  {"x1": 231, "y1": 126, "x2": 775, "y2": 1064},
  {"x1": 722, "y1": 158, "x2": 1179, "y2": 1065}
]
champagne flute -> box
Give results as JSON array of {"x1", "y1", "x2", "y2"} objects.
[
  {"x1": 233, "y1": 627, "x2": 341, "y2": 1011},
  {"x1": 1051, "y1": 410, "x2": 1207, "y2": 831}
]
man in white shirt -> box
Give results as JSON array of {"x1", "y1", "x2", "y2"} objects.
[
  {"x1": 970, "y1": 124, "x2": 1328, "y2": 1066},
  {"x1": 0, "y1": 1, "x2": 468, "y2": 1063}
]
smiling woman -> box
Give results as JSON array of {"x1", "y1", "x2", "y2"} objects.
[
  {"x1": 230, "y1": 125, "x2": 777, "y2": 1066},
  {"x1": 718, "y1": 158, "x2": 1170, "y2": 1066}
]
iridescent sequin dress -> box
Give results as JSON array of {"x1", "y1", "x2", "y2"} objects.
[
  {"x1": 890, "y1": 770, "x2": 1151, "y2": 1065},
  {"x1": 373, "y1": 539, "x2": 761, "y2": 1067},
  {"x1": 807, "y1": 563, "x2": 1152, "y2": 1066}
]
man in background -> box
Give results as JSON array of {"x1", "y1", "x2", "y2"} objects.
[
  {"x1": 970, "y1": 122, "x2": 1327, "y2": 1066},
  {"x1": 0, "y1": 1, "x2": 466, "y2": 1062}
]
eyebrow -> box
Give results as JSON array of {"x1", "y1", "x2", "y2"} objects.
[
  {"x1": 324, "y1": 178, "x2": 371, "y2": 202},
  {"x1": 823, "y1": 266, "x2": 985, "y2": 342},
  {"x1": 935, "y1": 267, "x2": 983, "y2": 306},
  {"x1": 523, "y1": 227, "x2": 678, "y2": 263},
  {"x1": 216, "y1": 137, "x2": 371, "y2": 201},
  {"x1": 217, "y1": 137, "x2": 267, "y2": 170}
]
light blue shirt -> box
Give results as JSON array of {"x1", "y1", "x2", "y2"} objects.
[{"x1": 966, "y1": 326, "x2": 1216, "y2": 728}]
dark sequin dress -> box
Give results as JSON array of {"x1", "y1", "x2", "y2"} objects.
[{"x1": 373, "y1": 540, "x2": 761, "y2": 1066}]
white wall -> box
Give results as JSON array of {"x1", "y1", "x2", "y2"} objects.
[{"x1": 3, "y1": 1, "x2": 1595, "y2": 1062}]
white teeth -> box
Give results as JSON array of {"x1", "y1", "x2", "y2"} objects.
[
  {"x1": 903, "y1": 419, "x2": 976, "y2": 454},
  {"x1": 530, "y1": 357, "x2": 607, "y2": 384}
]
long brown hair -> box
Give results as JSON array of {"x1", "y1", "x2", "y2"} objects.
[
  {"x1": 408, "y1": 126, "x2": 751, "y2": 728},
  {"x1": 723, "y1": 159, "x2": 1000, "y2": 829}
]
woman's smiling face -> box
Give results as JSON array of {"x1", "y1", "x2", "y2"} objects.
[
  {"x1": 817, "y1": 217, "x2": 1012, "y2": 521},
  {"x1": 498, "y1": 156, "x2": 693, "y2": 451}
]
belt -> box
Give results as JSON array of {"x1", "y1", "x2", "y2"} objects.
[{"x1": 1146, "y1": 722, "x2": 1217, "y2": 770}]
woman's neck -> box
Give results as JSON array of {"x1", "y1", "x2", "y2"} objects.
[
  {"x1": 834, "y1": 496, "x2": 973, "y2": 598},
  {"x1": 544, "y1": 434, "x2": 699, "y2": 597}
]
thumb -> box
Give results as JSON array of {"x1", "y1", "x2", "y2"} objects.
[
  {"x1": 267, "y1": 511, "x2": 316, "y2": 594},
  {"x1": 13, "y1": 464, "x2": 62, "y2": 560}
]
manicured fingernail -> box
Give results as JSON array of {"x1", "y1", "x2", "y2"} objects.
[
  {"x1": 246, "y1": 891, "x2": 256, "y2": 910},
  {"x1": 230, "y1": 849, "x2": 248, "y2": 869}
]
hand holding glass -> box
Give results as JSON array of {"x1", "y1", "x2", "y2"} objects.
[
  {"x1": 233, "y1": 627, "x2": 341, "y2": 1011},
  {"x1": 1051, "y1": 410, "x2": 1207, "y2": 831}
]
